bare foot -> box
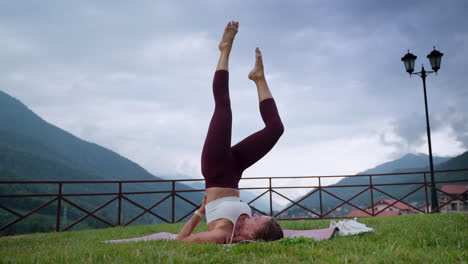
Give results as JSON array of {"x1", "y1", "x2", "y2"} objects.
[
  {"x1": 248, "y1": 48, "x2": 265, "y2": 81},
  {"x1": 219, "y1": 21, "x2": 239, "y2": 52}
]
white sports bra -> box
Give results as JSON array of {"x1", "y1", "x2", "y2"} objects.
[{"x1": 205, "y1": 196, "x2": 252, "y2": 243}]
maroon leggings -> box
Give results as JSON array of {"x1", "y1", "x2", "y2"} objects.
[{"x1": 201, "y1": 70, "x2": 284, "y2": 189}]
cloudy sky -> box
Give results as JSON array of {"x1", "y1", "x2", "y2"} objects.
[{"x1": 1, "y1": 1, "x2": 467, "y2": 200}]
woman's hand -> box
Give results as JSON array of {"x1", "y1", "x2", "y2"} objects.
[{"x1": 199, "y1": 194, "x2": 207, "y2": 214}]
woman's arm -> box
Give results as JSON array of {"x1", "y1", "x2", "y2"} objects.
[
  {"x1": 176, "y1": 195, "x2": 208, "y2": 241},
  {"x1": 175, "y1": 195, "x2": 232, "y2": 244},
  {"x1": 175, "y1": 212, "x2": 204, "y2": 240},
  {"x1": 177, "y1": 229, "x2": 228, "y2": 243}
]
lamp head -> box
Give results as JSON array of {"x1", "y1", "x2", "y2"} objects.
[
  {"x1": 401, "y1": 50, "x2": 417, "y2": 75},
  {"x1": 427, "y1": 47, "x2": 443, "y2": 73}
]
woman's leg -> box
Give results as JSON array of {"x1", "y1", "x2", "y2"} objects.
[
  {"x1": 231, "y1": 48, "x2": 284, "y2": 171},
  {"x1": 201, "y1": 21, "x2": 239, "y2": 176}
]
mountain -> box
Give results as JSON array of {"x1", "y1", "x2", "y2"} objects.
[
  {"x1": 0, "y1": 90, "x2": 158, "y2": 182},
  {"x1": 357, "y1": 153, "x2": 451, "y2": 175},
  {"x1": 0, "y1": 90, "x2": 205, "y2": 235},
  {"x1": 284, "y1": 151, "x2": 467, "y2": 218}
]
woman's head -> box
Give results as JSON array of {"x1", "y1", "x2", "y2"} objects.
[
  {"x1": 237, "y1": 214, "x2": 283, "y2": 242},
  {"x1": 254, "y1": 217, "x2": 283, "y2": 241}
]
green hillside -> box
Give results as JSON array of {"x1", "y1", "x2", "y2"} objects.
[
  {"x1": 0, "y1": 90, "x2": 205, "y2": 235},
  {"x1": 0, "y1": 90, "x2": 166, "y2": 181}
]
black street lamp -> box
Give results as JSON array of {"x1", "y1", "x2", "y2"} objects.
[{"x1": 401, "y1": 47, "x2": 444, "y2": 213}]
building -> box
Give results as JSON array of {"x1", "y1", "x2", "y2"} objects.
[
  {"x1": 347, "y1": 199, "x2": 419, "y2": 218},
  {"x1": 439, "y1": 184, "x2": 468, "y2": 213}
]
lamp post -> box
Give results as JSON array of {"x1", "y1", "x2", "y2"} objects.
[{"x1": 401, "y1": 47, "x2": 444, "y2": 213}]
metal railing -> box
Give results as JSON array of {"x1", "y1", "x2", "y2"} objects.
[{"x1": 1, "y1": 169, "x2": 467, "y2": 232}]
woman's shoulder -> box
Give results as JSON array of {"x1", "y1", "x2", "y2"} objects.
[{"x1": 199, "y1": 226, "x2": 233, "y2": 244}]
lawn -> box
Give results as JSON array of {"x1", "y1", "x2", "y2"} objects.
[{"x1": 0, "y1": 213, "x2": 466, "y2": 263}]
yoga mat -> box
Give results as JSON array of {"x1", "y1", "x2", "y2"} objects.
[
  {"x1": 283, "y1": 227, "x2": 337, "y2": 240},
  {"x1": 104, "y1": 227, "x2": 337, "y2": 244}
]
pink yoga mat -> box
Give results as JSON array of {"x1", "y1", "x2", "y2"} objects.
[{"x1": 104, "y1": 227, "x2": 337, "y2": 244}]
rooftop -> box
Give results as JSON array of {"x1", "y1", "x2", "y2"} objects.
[{"x1": 441, "y1": 184, "x2": 468, "y2": 194}]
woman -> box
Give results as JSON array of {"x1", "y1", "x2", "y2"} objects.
[{"x1": 176, "y1": 21, "x2": 284, "y2": 244}]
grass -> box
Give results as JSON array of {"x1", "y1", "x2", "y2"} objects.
[{"x1": 0, "y1": 213, "x2": 466, "y2": 263}]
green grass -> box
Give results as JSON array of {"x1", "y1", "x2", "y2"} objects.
[{"x1": 0, "y1": 214, "x2": 466, "y2": 263}]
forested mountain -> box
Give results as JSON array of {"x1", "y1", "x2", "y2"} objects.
[
  {"x1": 357, "y1": 153, "x2": 451, "y2": 175},
  {"x1": 0, "y1": 90, "x2": 209, "y2": 235},
  {"x1": 0, "y1": 90, "x2": 159, "y2": 182},
  {"x1": 284, "y1": 152, "x2": 468, "y2": 218}
]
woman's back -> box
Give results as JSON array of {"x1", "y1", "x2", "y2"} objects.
[{"x1": 206, "y1": 187, "x2": 239, "y2": 203}]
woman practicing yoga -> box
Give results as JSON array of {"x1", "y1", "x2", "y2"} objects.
[{"x1": 176, "y1": 21, "x2": 284, "y2": 244}]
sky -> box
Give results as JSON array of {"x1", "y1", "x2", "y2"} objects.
[{"x1": 1, "y1": 0, "x2": 467, "y2": 202}]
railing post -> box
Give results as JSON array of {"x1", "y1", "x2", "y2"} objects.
[
  {"x1": 56, "y1": 183, "x2": 62, "y2": 232},
  {"x1": 318, "y1": 177, "x2": 323, "y2": 218},
  {"x1": 172, "y1": 181, "x2": 175, "y2": 223},
  {"x1": 118, "y1": 182, "x2": 122, "y2": 225},
  {"x1": 369, "y1": 176, "x2": 374, "y2": 216},
  {"x1": 423, "y1": 172, "x2": 429, "y2": 213},
  {"x1": 269, "y1": 178, "x2": 273, "y2": 216}
]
